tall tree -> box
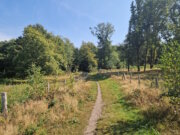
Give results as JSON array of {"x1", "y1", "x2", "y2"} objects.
[
  {"x1": 126, "y1": 0, "x2": 144, "y2": 72},
  {"x1": 125, "y1": 1, "x2": 137, "y2": 71},
  {"x1": 143, "y1": 0, "x2": 170, "y2": 70},
  {"x1": 63, "y1": 38, "x2": 75, "y2": 71},
  {"x1": 90, "y1": 23, "x2": 115, "y2": 69}
]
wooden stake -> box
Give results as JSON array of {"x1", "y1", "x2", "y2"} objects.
[
  {"x1": 138, "y1": 74, "x2": 140, "y2": 87},
  {"x1": 130, "y1": 72, "x2": 132, "y2": 83},
  {"x1": 64, "y1": 79, "x2": 67, "y2": 85},
  {"x1": 1, "y1": 92, "x2": 8, "y2": 114},
  {"x1": 48, "y1": 82, "x2": 50, "y2": 92},
  {"x1": 122, "y1": 73, "x2": 126, "y2": 80},
  {"x1": 155, "y1": 77, "x2": 159, "y2": 88}
]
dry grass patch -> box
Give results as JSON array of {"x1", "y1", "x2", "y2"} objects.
[
  {"x1": 0, "y1": 76, "x2": 97, "y2": 135},
  {"x1": 112, "y1": 71, "x2": 180, "y2": 134}
]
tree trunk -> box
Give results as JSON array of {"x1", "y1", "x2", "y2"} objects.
[
  {"x1": 144, "y1": 49, "x2": 148, "y2": 72},
  {"x1": 150, "y1": 64, "x2": 154, "y2": 69},
  {"x1": 137, "y1": 49, "x2": 140, "y2": 72},
  {"x1": 128, "y1": 62, "x2": 130, "y2": 72},
  {"x1": 150, "y1": 48, "x2": 153, "y2": 69},
  {"x1": 144, "y1": 63, "x2": 146, "y2": 72},
  {"x1": 138, "y1": 65, "x2": 140, "y2": 72}
]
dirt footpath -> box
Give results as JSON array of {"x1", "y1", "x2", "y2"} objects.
[{"x1": 84, "y1": 82, "x2": 103, "y2": 135}]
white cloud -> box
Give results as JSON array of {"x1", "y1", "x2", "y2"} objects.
[{"x1": 0, "y1": 32, "x2": 12, "y2": 41}]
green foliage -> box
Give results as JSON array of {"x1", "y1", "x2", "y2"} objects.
[
  {"x1": 79, "y1": 42, "x2": 97, "y2": 72},
  {"x1": 26, "y1": 64, "x2": 46, "y2": 99},
  {"x1": 16, "y1": 25, "x2": 61, "y2": 76},
  {"x1": 23, "y1": 124, "x2": 38, "y2": 135},
  {"x1": 0, "y1": 39, "x2": 22, "y2": 77},
  {"x1": 91, "y1": 23, "x2": 116, "y2": 69},
  {"x1": 63, "y1": 38, "x2": 75, "y2": 71},
  {"x1": 0, "y1": 24, "x2": 76, "y2": 77},
  {"x1": 107, "y1": 47, "x2": 120, "y2": 69},
  {"x1": 161, "y1": 41, "x2": 180, "y2": 98},
  {"x1": 125, "y1": 0, "x2": 173, "y2": 71}
]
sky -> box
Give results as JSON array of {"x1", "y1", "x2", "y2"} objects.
[{"x1": 0, "y1": 0, "x2": 132, "y2": 47}]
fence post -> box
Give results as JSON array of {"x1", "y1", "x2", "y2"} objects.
[
  {"x1": 48, "y1": 82, "x2": 50, "y2": 92},
  {"x1": 64, "y1": 79, "x2": 67, "y2": 85},
  {"x1": 122, "y1": 73, "x2": 126, "y2": 80},
  {"x1": 155, "y1": 77, "x2": 159, "y2": 88},
  {"x1": 1, "y1": 92, "x2": 8, "y2": 114},
  {"x1": 130, "y1": 72, "x2": 132, "y2": 83},
  {"x1": 138, "y1": 74, "x2": 140, "y2": 87}
]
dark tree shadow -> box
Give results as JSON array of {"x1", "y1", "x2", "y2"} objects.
[{"x1": 87, "y1": 73, "x2": 112, "y2": 81}]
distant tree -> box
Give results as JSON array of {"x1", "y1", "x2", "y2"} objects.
[
  {"x1": 90, "y1": 23, "x2": 115, "y2": 69},
  {"x1": 107, "y1": 46, "x2": 120, "y2": 69},
  {"x1": 63, "y1": 38, "x2": 75, "y2": 71},
  {"x1": 79, "y1": 42, "x2": 97, "y2": 72},
  {"x1": 0, "y1": 39, "x2": 22, "y2": 77},
  {"x1": 72, "y1": 48, "x2": 80, "y2": 72}
]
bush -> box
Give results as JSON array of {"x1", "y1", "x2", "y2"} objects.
[
  {"x1": 26, "y1": 64, "x2": 46, "y2": 99},
  {"x1": 161, "y1": 41, "x2": 180, "y2": 98}
]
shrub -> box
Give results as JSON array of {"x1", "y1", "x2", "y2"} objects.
[
  {"x1": 23, "y1": 124, "x2": 38, "y2": 135},
  {"x1": 160, "y1": 41, "x2": 180, "y2": 99},
  {"x1": 26, "y1": 64, "x2": 46, "y2": 99}
]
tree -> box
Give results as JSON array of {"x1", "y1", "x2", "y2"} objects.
[
  {"x1": 90, "y1": 23, "x2": 115, "y2": 69},
  {"x1": 161, "y1": 41, "x2": 180, "y2": 98},
  {"x1": 16, "y1": 24, "x2": 61, "y2": 76},
  {"x1": 126, "y1": 0, "x2": 144, "y2": 72},
  {"x1": 142, "y1": 0, "x2": 170, "y2": 70},
  {"x1": 0, "y1": 39, "x2": 22, "y2": 77},
  {"x1": 79, "y1": 42, "x2": 97, "y2": 72},
  {"x1": 72, "y1": 48, "x2": 80, "y2": 72},
  {"x1": 63, "y1": 38, "x2": 75, "y2": 71},
  {"x1": 126, "y1": 0, "x2": 171, "y2": 71},
  {"x1": 169, "y1": 0, "x2": 180, "y2": 42}
]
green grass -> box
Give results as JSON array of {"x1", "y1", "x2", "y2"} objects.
[
  {"x1": 96, "y1": 76, "x2": 159, "y2": 135},
  {"x1": 0, "y1": 82, "x2": 30, "y2": 110}
]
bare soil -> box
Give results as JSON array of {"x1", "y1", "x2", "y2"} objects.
[{"x1": 84, "y1": 82, "x2": 103, "y2": 135}]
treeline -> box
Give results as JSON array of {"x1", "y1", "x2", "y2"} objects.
[
  {"x1": 0, "y1": 24, "x2": 76, "y2": 77},
  {"x1": 0, "y1": 23, "x2": 121, "y2": 77},
  {"x1": 123, "y1": 0, "x2": 180, "y2": 72}
]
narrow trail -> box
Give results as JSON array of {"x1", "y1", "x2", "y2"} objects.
[{"x1": 84, "y1": 82, "x2": 103, "y2": 135}]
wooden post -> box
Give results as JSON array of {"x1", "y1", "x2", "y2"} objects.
[
  {"x1": 48, "y1": 82, "x2": 50, "y2": 92},
  {"x1": 64, "y1": 79, "x2": 67, "y2": 85},
  {"x1": 118, "y1": 72, "x2": 119, "y2": 76},
  {"x1": 130, "y1": 72, "x2": 132, "y2": 83},
  {"x1": 122, "y1": 73, "x2": 126, "y2": 80},
  {"x1": 155, "y1": 77, "x2": 159, "y2": 88},
  {"x1": 1, "y1": 92, "x2": 8, "y2": 114},
  {"x1": 138, "y1": 74, "x2": 140, "y2": 87}
]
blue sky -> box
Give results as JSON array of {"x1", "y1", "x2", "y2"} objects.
[{"x1": 0, "y1": 0, "x2": 132, "y2": 47}]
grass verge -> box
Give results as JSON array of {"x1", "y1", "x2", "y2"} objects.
[{"x1": 96, "y1": 76, "x2": 161, "y2": 135}]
